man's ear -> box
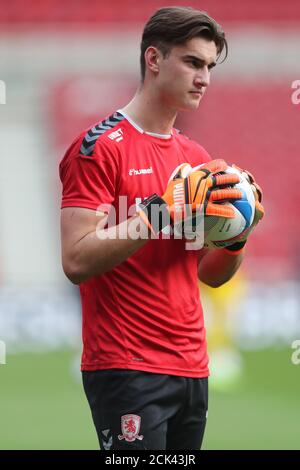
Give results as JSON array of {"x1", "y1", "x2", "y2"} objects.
[{"x1": 144, "y1": 46, "x2": 161, "y2": 75}]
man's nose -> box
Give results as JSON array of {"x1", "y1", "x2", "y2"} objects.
[{"x1": 195, "y1": 67, "x2": 210, "y2": 87}]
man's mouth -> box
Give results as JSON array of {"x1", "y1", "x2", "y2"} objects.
[{"x1": 189, "y1": 90, "x2": 203, "y2": 96}]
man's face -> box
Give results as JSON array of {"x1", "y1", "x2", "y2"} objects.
[{"x1": 155, "y1": 37, "x2": 218, "y2": 111}]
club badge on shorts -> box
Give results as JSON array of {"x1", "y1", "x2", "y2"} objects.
[{"x1": 118, "y1": 414, "x2": 144, "y2": 442}]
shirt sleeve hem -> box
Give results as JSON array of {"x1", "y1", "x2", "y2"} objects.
[{"x1": 61, "y1": 200, "x2": 109, "y2": 211}]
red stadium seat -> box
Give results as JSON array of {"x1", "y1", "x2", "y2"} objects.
[{"x1": 1, "y1": 0, "x2": 300, "y2": 27}]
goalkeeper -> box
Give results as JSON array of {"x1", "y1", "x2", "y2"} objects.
[{"x1": 59, "y1": 6, "x2": 264, "y2": 450}]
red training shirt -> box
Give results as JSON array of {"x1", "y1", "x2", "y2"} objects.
[{"x1": 59, "y1": 111, "x2": 211, "y2": 377}]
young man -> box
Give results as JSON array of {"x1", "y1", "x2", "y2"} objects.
[{"x1": 60, "y1": 7, "x2": 264, "y2": 450}]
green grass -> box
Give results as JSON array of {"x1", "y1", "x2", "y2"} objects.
[
  {"x1": 203, "y1": 348, "x2": 300, "y2": 449},
  {"x1": 0, "y1": 350, "x2": 99, "y2": 449},
  {"x1": 0, "y1": 348, "x2": 299, "y2": 449}
]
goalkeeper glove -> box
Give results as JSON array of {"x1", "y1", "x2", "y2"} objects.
[
  {"x1": 225, "y1": 165, "x2": 265, "y2": 251},
  {"x1": 139, "y1": 159, "x2": 242, "y2": 235}
]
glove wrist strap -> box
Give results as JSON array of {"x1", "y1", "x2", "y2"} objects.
[
  {"x1": 223, "y1": 240, "x2": 247, "y2": 255},
  {"x1": 138, "y1": 194, "x2": 170, "y2": 235}
]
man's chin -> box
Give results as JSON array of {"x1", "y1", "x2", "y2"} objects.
[{"x1": 180, "y1": 100, "x2": 202, "y2": 111}]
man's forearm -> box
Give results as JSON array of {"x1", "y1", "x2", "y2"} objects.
[
  {"x1": 198, "y1": 248, "x2": 244, "y2": 287},
  {"x1": 64, "y1": 215, "x2": 149, "y2": 284}
]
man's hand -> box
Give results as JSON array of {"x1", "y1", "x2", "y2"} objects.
[
  {"x1": 226, "y1": 165, "x2": 265, "y2": 246},
  {"x1": 173, "y1": 161, "x2": 265, "y2": 247},
  {"x1": 139, "y1": 159, "x2": 242, "y2": 235}
]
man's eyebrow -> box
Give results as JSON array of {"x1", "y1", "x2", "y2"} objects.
[{"x1": 183, "y1": 54, "x2": 217, "y2": 68}]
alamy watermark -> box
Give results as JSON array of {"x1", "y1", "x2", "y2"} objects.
[
  {"x1": 291, "y1": 340, "x2": 300, "y2": 365},
  {"x1": 0, "y1": 80, "x2": 6, "y2": 104},
  {"x1": 95, "y1": 196, "x2": 205, "y2": 251},
  {"x1": 0, "y1": 340, "x2": 6, "y2": 364},
  {"x1": 291, "y1": 80, "x2": 300, "y2": 105}
]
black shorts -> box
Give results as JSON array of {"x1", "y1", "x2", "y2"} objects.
[{"x1": 82, "y1": 369, "x2": 208, "y2": 450}]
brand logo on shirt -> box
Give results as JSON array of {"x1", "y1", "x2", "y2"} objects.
[
  {"x1": 108, "y1": 128, "x2": 123, "y2": 142},
  {"x1": 100, "y1": 429, "x2": 113, "y2": 450},
  {"x1": 129, "y1": 167, "x2": 153, "y2": 176}
]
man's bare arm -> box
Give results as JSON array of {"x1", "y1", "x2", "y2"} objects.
[
  {"x1": 198, "y1": 247, "x2": 244, "y2": 288},
  {"x1": 61, "y1": 207, "x2": 149, "y2": 285}
]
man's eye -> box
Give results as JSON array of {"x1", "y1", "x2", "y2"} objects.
[{"x1": 187, "y1": 60, "x2": 199, "y2": 68}]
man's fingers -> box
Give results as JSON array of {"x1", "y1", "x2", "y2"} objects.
[
  {"x1": 213, "y1": 173, "x2": 240, "y2": 187},
  {"x1": 209, "y1": 188, "x2": 242, "y2": 202},
  {"x1": 193, "y1": 158, "x2": 228, "y2": 174},
  {"x1": 203, "y1": 159, "x2": 228, "y2": 174},
  {"x1": 205, "y1": 202, "x2": 236, "y2": 218}
]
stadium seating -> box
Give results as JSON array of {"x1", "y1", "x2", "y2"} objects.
[{"x1": 1, "y1": 0, "x2": 300, "y2": 26}]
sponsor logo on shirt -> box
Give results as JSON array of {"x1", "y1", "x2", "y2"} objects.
[
  {"x1": 108, "y1": 128, "x2": 123, "y2": 142},
  {"x1": 129, "y1": 167, "x2": 153, "y2": 176}
]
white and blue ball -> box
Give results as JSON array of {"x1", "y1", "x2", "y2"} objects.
[{"x1": 204, "y1": 166, "x2": 255, "y2": 248}]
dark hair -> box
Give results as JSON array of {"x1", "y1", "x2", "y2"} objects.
[{"x1": 140, "y1": 6, "x2": 228, "y2": 81}]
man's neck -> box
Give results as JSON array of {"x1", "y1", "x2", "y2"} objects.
[{"x1": 121, "y1": 85, "x2": 177, "y2": 135}]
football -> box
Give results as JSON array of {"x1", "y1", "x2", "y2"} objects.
[{"x1": 203, "y1": 166, "x2": 256, "y2": 248}]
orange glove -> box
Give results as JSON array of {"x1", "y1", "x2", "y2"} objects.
[{"x1": 139, "y1": 159, "x2": 242, "y2": 235}]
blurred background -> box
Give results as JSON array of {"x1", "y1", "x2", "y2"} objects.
[{"x1": 0, "y1": 0, "x2": 300, "y2": 450}]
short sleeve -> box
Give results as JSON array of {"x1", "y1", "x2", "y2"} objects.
[{"x1": 60, "y1": 139, "x2": 118, "y2": 211}]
